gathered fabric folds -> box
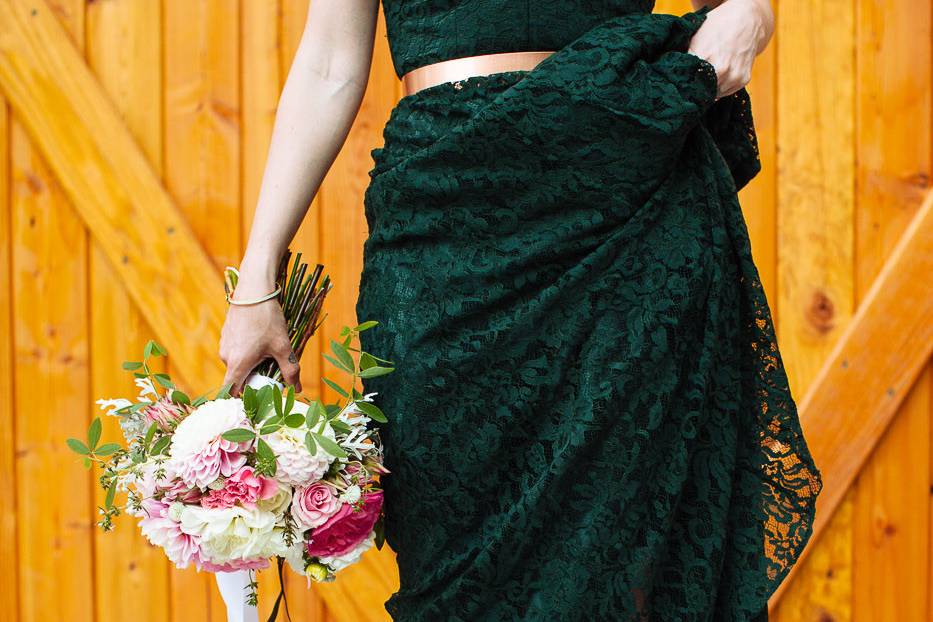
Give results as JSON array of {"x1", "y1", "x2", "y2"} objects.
[{"x1": 356, "y1": 6, "x2": 823, "y2": 621}]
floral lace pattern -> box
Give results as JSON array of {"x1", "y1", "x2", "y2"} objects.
[{"x1": 357, "y1": 5, "x2": 822, "y2": 621}]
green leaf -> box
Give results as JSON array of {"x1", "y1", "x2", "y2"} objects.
[
  {"x1": 362, "y1": 352, "x2": 395, "y2": 365},
  {"x1": 359, "y1": 365, "x2": 395, "y2": 378},
  {"x1": 284, "y1": 413, "x2": 304, "y2": 428},
  {"x1": 330, "y1": 339, "x2": 355, "y2": 371},
  {"x1": 66, "y1": 438, "x2": 90, "y2": 455},
  {"x1": 151, "y1": 436, "x2": 171, "y2": 456},
  {"x1": 152, "y1": 373, "x2": 174, "y2": 389},
  {"x1": 143, "y1": 422, "x2": 158, "y2": 451},
  {"x1": 215, "y1": 382, "x2": 233, "y2": 399},
  {"x1": 322, "y1": 377, "x2": 349, "y2": 398},
  {"x1": 144, "y1": 339, "x2": 166, "y2": 358},
  {"x1": 105, "y1": 478, "x2": 117, "y2": 509},
  {"x1": 256, "y1": 438, "x2": 277, "y2": 476},
  {"x1": 221, "y1": 428, "x2": 257, "y2": 443},
  {"x1": 87, "y1": 417, "x2": 102, "y2": 450},
  {"x1": 259, "y1": 424, "x2": 282, "y2": 436},
  {"x1": 330, "y1": 420, "x2": 351, "y2": 434},
  {"x1": 171, "y1": 389, "x2": 190, "y2": 405},
  {"x1": 355, "y1": 401, "x2": 388, "y2": 423},
  {"x1": 359, "y1": 352, "x2": 378, "y2": 371},
  {"x1": 324, "y1": 404, "x2": 342, "y2": 419},
  {"x1": 312, "y1": 432, "x2": 347, "y2": 459},
  {"x1": 353, "y1": 320, "x2": 378, "y2": 332},
  {"x1": 304, "y1": 431, "x2": 317, "y2": 455},
  {"x1": 273, "y1": 385, "x2": 283, "y2": 419},
  {"x1": 305, "y1": 400, "x2": 323, "y2": 428},
  {"x1": 242, "y1": 385, "x2": 257, "y2": 413},
  {"x1": 95, "y1": 443, "x2": 122, "y2": 456},
  {"x1": 127, "y1": 401, "x2": 150, "y2": 413},
  {"x1": 122, "y1": 361, "x2": 143, "y2": 371},
  {"x1": 191, "y1": 395, "x2": 209, "y2": 407},
  {"x1": 322, "y1": 353, "x2": 353, "y2": 373},
  {"x1": 284, "y1": 386, "x2": 295, "y2": 416}
]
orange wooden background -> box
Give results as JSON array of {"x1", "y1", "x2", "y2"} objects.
[{"x1": 0, "y1": 0, "x2": 931, "y2": 621}]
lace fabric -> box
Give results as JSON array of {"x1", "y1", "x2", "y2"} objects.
[{"x1": 357, "y1": 6, "x2": 822, "y2": 621}]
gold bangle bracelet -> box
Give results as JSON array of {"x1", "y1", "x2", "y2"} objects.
[{"x1": 226, "y1": 285, "x2": 282, "y2": 306}]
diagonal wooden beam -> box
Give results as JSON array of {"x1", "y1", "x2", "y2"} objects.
[
  {"x1": 770, "y1": 189, "x2": 933, "y2": 609},
  {"x1": 0, "y1": 0, "x2": 225, "y2": 389},
  {"x1": 0, "y1": 1, "x2": 395, "y2": 618}
]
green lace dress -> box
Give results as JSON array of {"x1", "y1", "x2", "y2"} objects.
[{"x1": 356, "y1": 2, "x2": 823, "y2": 620}]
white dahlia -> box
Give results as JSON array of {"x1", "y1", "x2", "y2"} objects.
[
  {"x1": 262, "y1": 414, "x2": 337, "y2": 487},
  {"x1": 167, "y1": 398, "x2": 253, "y2": 488}
]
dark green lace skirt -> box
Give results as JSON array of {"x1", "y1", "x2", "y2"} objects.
[{"x1": 356, "y1": 7, "x2": 822, "y2": 621}]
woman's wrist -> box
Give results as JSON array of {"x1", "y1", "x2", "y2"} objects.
[
  {"x1": 235, "y1": 249, "x2": 282, "y2": 295},
  {"x1": 730, "y1": 0, "x2": 774, "y2": 54}
]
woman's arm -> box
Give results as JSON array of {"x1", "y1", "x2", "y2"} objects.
[
  {"x1": 220, "y1": 0, "x2": 380, "y2": 395},
  {"x1": 688, "y1": 0, "x2": 775, "y2": 98}
]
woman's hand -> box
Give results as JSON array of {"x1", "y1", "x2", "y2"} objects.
[
  {"x1": 687, "y1": 0, "x2": 775, "y2": 99},
  {"x1": 219, "y1": 274, "x2": 302, "y2": 397}
]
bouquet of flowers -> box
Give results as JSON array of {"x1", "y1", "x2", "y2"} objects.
[{"x1": 66, "y1": 252, "x2": 393, "y2": 616}]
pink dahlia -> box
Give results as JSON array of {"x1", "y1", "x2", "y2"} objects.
[
  {"x1": 168, "y1": 398, "x2": 253, "y2": 489},
  {"x1": 201, "y1": 466, "x2": 279, "y2": 509},
  {"x1": 305, "y1": 490, "x2": 383, "y2": 558}
]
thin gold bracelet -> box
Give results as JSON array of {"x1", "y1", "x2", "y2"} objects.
[
  {"x1": 223, "y1": 265, "x2": 281, "y2": 306},
  {"x1": 226, "y1": 286, "x2": 281, "y2": 306}
]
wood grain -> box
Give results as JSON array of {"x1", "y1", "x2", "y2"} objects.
[
  {"x1": 0, "y1": 0, "x2": 227, "y2": 391},
  {"x1": 772, "y1": 0, "x2": 857, "y2": 618},
  {"x1": 86, "y1": 1, "x2": 171, "y2": 620}
]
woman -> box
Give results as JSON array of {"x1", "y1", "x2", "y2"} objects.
[{"x1": 220, "y1": 0, "x2": 823, "y2": 620}]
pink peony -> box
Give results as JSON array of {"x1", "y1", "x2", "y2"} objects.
[
  {"x1": 305, "y1": 490, "x2": 383, "y2": 558},
  {"x1": 291, "y1": 482, "x2": 341, "y2": 530},
  {"x1": 137, "y1": 498, "x2": 201, "y2": 569},
  {"x1": 201, "y1": 466, "x2": 279, "y2": 509},
  {"x1": 142, "y1": 396, "x2": 187, "y2": 432}
]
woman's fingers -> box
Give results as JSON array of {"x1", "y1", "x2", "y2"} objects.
[
  {"x1": 222, "y1": 357, "x2": 253, "y2": 397},
  {"x1": 271, "y1": 340, "x2": 302, "y2": 392}
]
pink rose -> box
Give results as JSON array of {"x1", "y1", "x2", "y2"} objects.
[
  {"x1": 200, "y1": 466, "x2": 279, "y2": 509},
  {"x1": 305, "y1": 490, "x2": 383, "y2": 558},
  {"x1": 291, "y1": 482, "x2": 341, "y2": 530}
]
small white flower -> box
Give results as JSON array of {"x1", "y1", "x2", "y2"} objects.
[
  {"x1": 96, "y1": 398, "x2": 133, "y2": 417},
  {"x1": 340, "y1": 485, "x2": 361, "y2": 504},
  {"x1": 135, "y1": 377, "x2": 158, "y2": 400}
]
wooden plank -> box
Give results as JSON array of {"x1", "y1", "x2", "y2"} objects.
[
  {"x1": 851, "y1": 0, "x2": 932, "y2": 619},
  {"x1": 771, "y1": 189, "x2": 933, "y2": 609},
  {"x1": 0, "y1": 96, "x2": 18, "y2": 622},
  {"x1": 9, "y1": 1, "x2": 94, "y2": 620},
  {"x1": 85, "y1": 1, "x2": 170, "y2": 620},
  {"x1": 0, "y1": 0, "x2": 227, "y2": 392},
  {"x1": 771, "y1": 0, "x2": 856, "y2": 617},
  {"x1": 162, "y1": 1, "x2": 241, "y2": 618}
]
